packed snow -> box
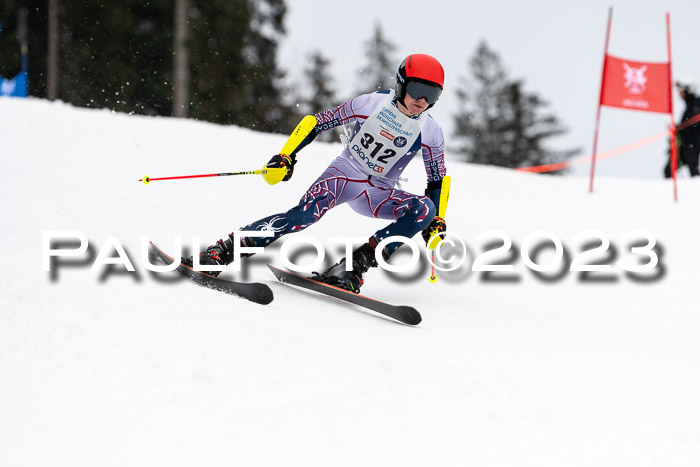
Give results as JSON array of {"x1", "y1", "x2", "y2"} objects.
[{"x1": 1, "y1": 97, "x2": 699, "y2": 466}]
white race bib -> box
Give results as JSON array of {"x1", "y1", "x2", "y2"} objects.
[{"x1": 349, "y1": 91, "x2": 426, "y2": 177}]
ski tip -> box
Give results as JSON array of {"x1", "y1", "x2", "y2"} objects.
[
  {"x1": 256, "y1": 286, "x2": 275, "y2": 305},
  {"x1": 269, "y1": 264, "x2": 423, "y2": 325},
  {"x1": 399, "y1": 307, "x2": 422, "y2": 326}
]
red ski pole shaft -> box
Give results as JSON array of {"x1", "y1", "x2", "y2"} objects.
[{"x1": 139, "y1": 169, "x2": 278, "y2": 185}]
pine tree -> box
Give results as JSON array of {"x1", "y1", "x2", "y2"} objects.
[
  {"x1": 453, "y1": 41, "x2": 578, "y2": 172},
  {"x1": 453, "y1": 42, "x2": 508, "y2": 166},
  {"x1": 500, "y1": 80, "x2": 578, "y2": 168},
  {"x1": 303, "y1": 50, "x2": 337, "y2": 141},
  {"x1": 58, "y1": 0, "x2": 174, "y2": 115},
  {"x1": 355, "y1": 22, "x2": 397, "y2": 95},
  {"x1": 0, "y1": 0, "x2": 299, "y2": 131},
  {"x1": 188, "y1": 0, "x2": 300, "y2": 131}
]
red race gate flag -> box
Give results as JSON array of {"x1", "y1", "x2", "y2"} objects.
[
  {"x1": 589, "y1": 9, "x2": 677, "y2": 201},
  {"x1": 599, "y1": 55, "x2": 671, "y2": 113}
]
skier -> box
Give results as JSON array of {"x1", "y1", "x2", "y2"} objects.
[
  {"x1": 185, "y1": 54, "x2": 449, "y2": 293},
  {"x1": 665, "y1": 81, "x2": 700, "y2": 177},
  {"x1": 676, "y1": 82, "x2": 700, "y2": 177}
]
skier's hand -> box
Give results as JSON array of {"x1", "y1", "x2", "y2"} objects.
[
  {"x1": 422, "y1": 216, "x2": 446, "y2": 248},
  {"x1": 265, "y1": 154, "x2": 296, "y2": 182}
]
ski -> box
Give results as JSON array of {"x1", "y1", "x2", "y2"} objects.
[
  {"x1": 149, "y1": 242, "x2": 274, "y2": 305},
  {"x1": 267, "y1": 265, "x2": 422, "y2": 325}
]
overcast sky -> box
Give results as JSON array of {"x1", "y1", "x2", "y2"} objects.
[{"x1": 278, "y1": 0, "x2": 700, "y2": 179}]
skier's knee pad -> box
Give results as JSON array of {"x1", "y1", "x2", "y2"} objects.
[
  {"x1": 403, "y1": 196, "x2": 435, "y2": 230},
  {"x1": 283, "y1": 204, "x2": 315, "y2": 229},
  {"x1": 284, "y1": 194, "x2": 329, "y2": 229}
]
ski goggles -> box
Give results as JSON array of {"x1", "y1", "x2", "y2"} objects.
[{"x1": 405, "y1": 80, "x2": 442, "y2": 105}]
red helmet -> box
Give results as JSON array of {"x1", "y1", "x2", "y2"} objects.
[{"x1": 395, "y1": 54, "x2": 444, "y2": 108}]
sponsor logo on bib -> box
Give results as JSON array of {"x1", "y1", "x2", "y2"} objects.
[{"x1": 393, "y1": 136, "x2": 408, "y2": 148}]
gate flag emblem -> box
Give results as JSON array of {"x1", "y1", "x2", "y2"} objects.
[{"x1": 600, "y1": 55, "x2": 671, "y2": 113}]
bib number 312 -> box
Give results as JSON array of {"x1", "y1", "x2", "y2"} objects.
[{"x1": 360, "y1": 133, "x2": 397, "y2": 164}]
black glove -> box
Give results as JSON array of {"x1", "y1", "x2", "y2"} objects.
[
  {"x1": 266, "y1": 153, "x2": 296, "y2": 181},
  {"x1": 421, "y1": 216, "x2": 447, "y2": 246}
]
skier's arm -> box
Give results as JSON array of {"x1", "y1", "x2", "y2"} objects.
[
  {"x1": 420, "y1": 121, "x2": 447, "y2": 204},
  {"x1": 264, "y1": 93, "x2": 380, "y2": 184},
  {"x1": 420, "y1": 123, "x2": 449, "y2": 246},
  {"x1": 312, "y1": 92, "x2": 376, "y2": 136},
  {"x1": 422, "y1": 177, "x2": 450, "y2": 248},
  {"x1": 284, "y1": 93, "x2": 375, "y2": 159},
  {"x1": 425, "y1": 179, "x2": 444, "y2": 213}
]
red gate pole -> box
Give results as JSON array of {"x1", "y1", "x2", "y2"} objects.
[
  {"x1": 589, "y1": 6, "x2": 613, "y2": 194},
  {"x1": 666, "y1": 12, "x2": 678, "y2": 202}
]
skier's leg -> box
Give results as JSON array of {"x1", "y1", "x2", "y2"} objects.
[
  {"x1": 355, "y1": 188, "x2": 436, "y2": 259},
  {"x1": 186, "y1": 159, "x2": 365, "y2": 275},
  {"x1": 663, "y1": 157, "x2": 672, "y2": 178},
  {"x1": 685, "y1": 145, "x2": 700, "y2": 177},
  {"x1": 321, "y1": 185, "x2": 435, "y2": 292},
  {"x1": 240, "y1": 160, "x2": 368, "y2": 248},
  {"x1": 239, "y1": 193, "x2": 331, "y2": 248},
  {"x1": 187, "y1": 193, "x2": 333, "y2": 275}
]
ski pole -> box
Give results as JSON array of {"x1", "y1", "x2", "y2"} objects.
[
  {"x1": 140, "y1": 115, "x2": 319, "y2": 186},
  {"x1": 429, "y1": 251, "x2": 438, "y2": 283},
  {"x1": 139, "y1": 168, "x2": 286, "y2": 185}
]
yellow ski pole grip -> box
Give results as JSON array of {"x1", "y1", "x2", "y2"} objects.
[
  {"x1": 261, "y1": 166, "x2": 288, "y2": 185},
  {"x1": 427, "y1": 229, "x2": 442, "y2": 250}
]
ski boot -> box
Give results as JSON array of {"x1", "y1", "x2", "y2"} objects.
[
  {"x1": 319, "y1": 243, "x2": 378, "y2": 293},
  {"x1": 182, "y1": 235, "x2": 235, "y2": 277}
]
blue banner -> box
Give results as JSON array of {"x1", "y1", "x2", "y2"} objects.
[
  {"x1": 0, "y1": 71, "x2": 29, "y2": 97},
  {"x1": 0, "y1": 29, "x2": 29, "y2": 97}
]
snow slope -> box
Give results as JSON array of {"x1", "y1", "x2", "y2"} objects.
[{"x1": 1, "y1": 98, "x2": 699, "y2": 467}]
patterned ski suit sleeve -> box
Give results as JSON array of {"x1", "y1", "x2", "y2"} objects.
[
  {"x1": 289, "y1": 92, "x2": 386, "y2": 158},
  {"x1": 313, "y1": 93, "x2": 378, "y2": 136},
  {"x1": 421, "y1": 119, "x2": 447, "y2": 183}
]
